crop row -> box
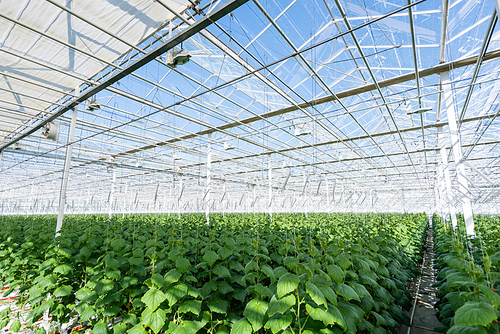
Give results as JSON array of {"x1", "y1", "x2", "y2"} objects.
[
  {"x1": 0, "y1": 212, "x2": 428, "y2": 334},
  {"x1": 432, "y1": 214, "x2": 500, "y2": 334}
]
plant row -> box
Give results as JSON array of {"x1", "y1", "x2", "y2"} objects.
[
  {"x1": 432, "y1": 213, "x2": 500, "y2": 334},
  {"x1": 0, "y1": 212, "x2": 428, "y2": 334}
]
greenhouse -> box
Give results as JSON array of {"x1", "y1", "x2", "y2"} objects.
[{"x1": 0, "y1": 0, "x2": 499, "y2": 333}]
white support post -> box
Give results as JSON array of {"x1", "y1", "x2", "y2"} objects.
[
  {"x1": 326, "y1": 178, "x2": 330, "y2": 206},
  {"x1": 268, "y1": 159, "x2": 272, "y2": 217},
  {"x1": 442, "y1": 71, "x2": 475, "y2": 236},
  {"x1": 123, "y1": 181, "x2": 128, "y2": 218},
  {"x1": 109, "y1": 168, "x2": 116, "y2": 220},
  {"x1": 206, "y1": 134, "x2": 211, "y2": 224},
  {"x1": 252, "y1": 183, "x2": 256, "y2": 214},
  {"x1": 56, "y1": 86, "x2": 80, "y2": 237},
  {"x1": 178, "y1": 176, "x2": 183, "y2": 219}
]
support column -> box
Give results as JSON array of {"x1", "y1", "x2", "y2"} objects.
[
  {"x1": 123, "y1": 181, "x2": 128, "y2": 218},
  {"x1": 206, "y1": 134, "x2": 211, "y2": 224},
  {"x1": 178, "y1": 176, "x2": 183, "y2": 219},
  {"x1": 109, "y1": 168, "x2": 116, "y2": 220},
  {"x1": 442, "y1": 71, "x2": 475, "y2": 236},
  {"x1": 268, "y1": 159, "x2": 272, "y2": 217},
  {"x1": 437, "y1": 127, "x2": 457, "y2": 228},
  {"x1": 326, "y1": 178, "x2": 330, "y2": 206},
  {"x1": 56, "y1": 86, "x2": 80, "y2": 236}
]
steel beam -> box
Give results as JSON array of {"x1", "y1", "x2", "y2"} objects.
[{"x1": 457, "y1": 12, "x2": 497, "y2": 125}]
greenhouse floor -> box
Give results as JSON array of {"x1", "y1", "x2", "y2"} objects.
[{"x1": 399, "y1": 221, "x2": 441, "y2": 334}]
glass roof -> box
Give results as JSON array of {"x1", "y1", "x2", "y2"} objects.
[{"x1": 1, "y1": 0, "x2": 500, "y2": 215}]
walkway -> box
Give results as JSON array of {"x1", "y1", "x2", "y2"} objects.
[{"x1": 399, "y1": 214, "x2": 441, "y2": 334}]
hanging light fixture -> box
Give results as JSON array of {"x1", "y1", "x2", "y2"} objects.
[
  {"x1": 165, "y1": 49, "x2": 192, "y2": 68},
  {"x1": 407, "y1": 107, "x2": 432, "y2": 115}
]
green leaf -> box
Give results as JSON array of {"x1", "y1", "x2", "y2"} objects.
[
  {"x1": 201, "y1": 280, "x2": 217, "y2": 297},
  {"x1": 447, "y1": 325, "x2": 488, "y2": 334},
  {"x1": 80, "y1": 305, "x2": 96, "y2": 322},
  {"x1": 327, "y1": 305, "x2": 346, "y2": 329},
  {"x1": 349, "y1": 282, "x2": 371, "y2": 299},
  {"x1": 143, "y1": 308, "x2": 166, "y2": 334},
  {"x1": 112, "y1": 323, "x2": 127, "y2": 334},
  {"x1": 306, "y1": 281, "x2": 327, "y2": 308},
  {"x1": 255, "y1": 283, "x2": 273, "y2": 298},
  {"x1": 218, "y1": 247, "x2": 233, "y2": 260},
  {"x1": 57, "y1": 248, "x2": 73, "y2": 259},
  {"x1": 265, "y1": 313, "x2": 293, "y2": 334},
  {"x1": 268, "y1": 294, "x2": 296, "y2": 317},
  {"x1": 213, "y1": 264, "x2": 231, "y2": 278},
  {"x1": 336, "y1": 254, "x2": 352, "y2": 270},
  {"x1": 208, "y1": 298, "x2": 229, "y2": 314},
  {"x1": 176, "y1": 258, "x2": 191, "y2": 273},
  {"x1": 243, "y1": 299, "x2": 268, "y2": 331},
  {"x1": 34, "y1": 327, "x2": 46, "y2": 334},
  {"x1": 53, "y1": 264, "x2": 72, "y2": 275},
  {"x1": 93, "y1": 321, "x2": 109, "y2": 334},
  {"x1": 165, "y1": 283, "x2": 188, "y2": 306},
  {"x1": 54, "y1": 285, "x2": 72, "y2": 297},
  {"x1": 327, "y1": 265, "x2": 345, "y2": 283},
  {"x1": 283, "y1": 257, "x2": 298, "y2": 270},
  {"x1": 203, "y1": 251, "x2": 219, "y2": 267},
  {"x1": 261, "y1": 264, "x2": 276, "y2": 282},
  {"x1": 151, "y1": 273, "x2": 164, "y2": 288},
  {"x1": 141, "y1": 288, "x2": 167, "y2": 311},
  {"x1": 95, "y1": 279, "x2": 115, "y2": 295},
  {"x1": 0, "y1": 307, "x2": 9, "y2": 318},
  {"x1": 305, "y1": 304, "x2": 335, "y2": 326},
  {"x1": 317, "y1": 285, "x2": 337, "y2": 305},
  {"x1": 444, "y1": 291, "x2": 466, "y2": 311},
  {"x1": 454, "y1": 302, "x2": 497, "y2": 326},
  {"x1": 111, "y1": 238, "x2": 125, "y2": 251},
  {"x1": 123, "y1": 313, "x2": 138, "y2": 325},
  {"x1": 337, "y1": 302, "x2": 358, "y2": 334},
  {"x1": 371, "y1": 311, "x2": 387, "y2": 326},
  {"x1": 104, "y1": 269, "x2": 121, "y2": 280},
  {"x1": 128, "y1": 323, "x2": 147, "y2": 334},
  {"x1": 217, "y1": 281, "x2": 234, "y2": 294},
  {"x1": 179, "y1": 300, "x2": 202, "y2": 315},
  {"x1": 335, "y1": 283, "x2": 360, "y2": 302},
  {"x1": 133, "y1": 249, "x2": 144, "y2": 258},
  {"x1": 232, "y1": 318, "x2": 253, "y2": 334},
  {"x1": 10, "y1": 320, "x2": 21, "y2": 333},
  {"x1": 277, "y1": 273, "x2": 299, "y2": 298},
  {"x1": 215, "y1": 325, "x2": 229, "y2": 334},
  {"x1": 164, "y1": 268, "x2": 182, "y2": 287},
  {"x1": 103, "y1": 305, "x2": 121, "y2": 317},
  {"x1": 478, "y1": 284, "x2": 500, "y2": 307}
]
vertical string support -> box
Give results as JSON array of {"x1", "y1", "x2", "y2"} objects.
[{"x1": 56, "y1": 85, "x2": 80, "y2": 237}]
